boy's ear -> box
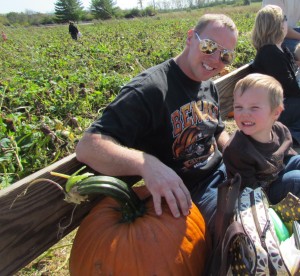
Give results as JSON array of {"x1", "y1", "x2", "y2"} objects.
[{"x1": 274, "y1": 106, "x2": 283, "y2": 120}]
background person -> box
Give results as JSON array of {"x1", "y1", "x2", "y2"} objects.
[
  {"x1": 251, "y1": 4, "x2": 300, "y2": 145},
  {"x1": 262, "y1": 0, "x2": 300, "y2": 54},
  {"x1": 69, "y1": 21, "x2": 79, "y2": 40},
  {"x1": 75, "y1": 13, "x2": 238, "y2": 233},
  {"x1": 1, "y1": 31, "x2": 7, "y2": 41},
  {"x1": 223, "y1": 73, "x2": 300, "y2": 204}
]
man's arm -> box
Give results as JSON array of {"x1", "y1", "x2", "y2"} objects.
[
  {"x1": 286, "y1": 26, "x2": 300, "y2": 40},
  {"x1": 76, "y1": 132, "x2": 192, "y2": 217}
]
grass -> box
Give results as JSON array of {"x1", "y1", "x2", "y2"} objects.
[{"x1": 14, "y1": 230, "x2": 76, "y2": 276}]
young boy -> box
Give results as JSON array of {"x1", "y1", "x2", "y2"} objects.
[{"x1": 223, "y1": 73, "x2": 300, "y2": 204}]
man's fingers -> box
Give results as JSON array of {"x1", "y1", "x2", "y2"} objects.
[
  {"x1": 164, "y1": 190, "x2": 181, "y2": 218},
  {"x1": 152, "y1": 194, "x2": 162, "y2": 216},
  {"x1": 181, "y1": 184, "x2": 192, "y2": 208},
  {"x1": 152, "y1": 184, "x2": 192, "y2": 218},
  {"x1": 173, "y1": 186, "x2": 192, "y2": 216},
  {"x1": 149, "y1": 179, "x2": 191, "y2": 218}
]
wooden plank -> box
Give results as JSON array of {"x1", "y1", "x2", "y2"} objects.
[
  {"x1": 0, "y1": 153, "x2": 101, "y2": 276},
  {"x1": 215, "y1": 63, "x2": 251, "y2": 120}
]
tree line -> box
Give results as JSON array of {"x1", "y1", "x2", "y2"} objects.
[{"x1": 0, "y1": 0, "x2": 256, "y2": 26}]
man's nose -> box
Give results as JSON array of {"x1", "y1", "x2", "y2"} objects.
[{"x1": 210, "y1": 49, "x2": 221, "y2": 63}]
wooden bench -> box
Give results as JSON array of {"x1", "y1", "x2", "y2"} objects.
[
  {"x1": 0, "y1": 63, "x2": 251, "y2": 276},
  {"x1": 216, "y1": 62, "x2": 251, "y2": 119}
]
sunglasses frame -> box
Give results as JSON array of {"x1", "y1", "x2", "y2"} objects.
[
  {"x1": 283, "y1": 15, "x2": 287, "y2": 22},
  {"x1": 194, "y1": 32, "x2": 235, "y2": 65}
]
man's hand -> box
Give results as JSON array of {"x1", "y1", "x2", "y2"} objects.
[
  {"x1": 141, "y1": 155, "x2": 192, "y2": 218},
  {"x1": 76, "y1": 133, "x2": 192, "y2": 218}
]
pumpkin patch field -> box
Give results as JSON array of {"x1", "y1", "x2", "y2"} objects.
[{"x1": 1, "y1": 3, "x2": 260, "y2": 275}]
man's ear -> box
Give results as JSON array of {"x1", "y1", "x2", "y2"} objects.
[{"x1": 186, "y1": 29, "x2": 193, "y2": 44}]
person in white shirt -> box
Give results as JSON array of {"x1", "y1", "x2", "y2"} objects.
[{"x1": 262, "y1": 0, "x2": 300, "y2": 54}]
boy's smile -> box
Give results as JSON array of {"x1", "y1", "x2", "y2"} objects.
[{"x1": 233, "y1": 87, "x2": 282, "y2": 143}]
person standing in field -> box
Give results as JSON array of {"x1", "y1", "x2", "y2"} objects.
[
  {"x1": 262, "y1": 0, "x2": 300, "y2": 54},
  {"x1": 1, "y1": 31, "x2": 7, "y2": 41},
  {"x1": 69, "y1": 21, "x2": 79, "y2": 40},
  {"x1": 75, "y1": 13, "x2": 238, "y2": 234}
]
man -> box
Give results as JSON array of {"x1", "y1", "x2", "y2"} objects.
[
  {"x1": 262, "y1": 0, "x2": 300, "y2": 54},
  {"x1": 76, "y1": 14, "x2": 238, "y2": 232}
]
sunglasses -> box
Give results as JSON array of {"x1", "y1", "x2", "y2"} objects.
[
  {"x1": 283, "y1": 15, "x2": 287, "y2": 22},
  {"x1": 194, "y1": 32, "x2": 235, "y2": 65}
]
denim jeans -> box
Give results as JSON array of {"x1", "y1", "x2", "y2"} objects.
[
  {"x1": 282, "y1": 27, "x2": 300, "y2": 54},
  {"x1": 279, "y1": 97, "x2": 300, "y2": 144},
  {"x1": 268, "y1": 155, "x2": 300, "y2": 204},
  {"x1": 191, "y1": 163, "x2": 227, "y2": 234}
]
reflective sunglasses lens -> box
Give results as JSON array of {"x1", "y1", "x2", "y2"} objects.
[
  {"x1": 197, "y1": 35, "x2": 235, "y2": 65},
  {"x1": 199, "y1": 39, "x2": 218, "y2": 54},
  {"x1": 220, "y1": 50, "x2": 235, "y2": 65}
]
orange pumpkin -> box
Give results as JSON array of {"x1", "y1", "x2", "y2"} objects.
[
  {"x1": 69, "y1": 177, "x2": 210, "y2": 276},
  {"x1": 227, "y1": 111, "x2": 234, "y2": 118}
]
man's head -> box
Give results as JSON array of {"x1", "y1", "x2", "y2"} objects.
[
  {"x1": 233, "y1": 73, "x2": 284, "y2": 142},
  {"x1": 194, "y1": 14, "x2": 237, "y2": 35},
  {"x1": 252, "y1": 5, "x2": 287, "y2": 50},
  {"x1": 176, "y1": 14, "x2": 238, "y2": 82}
]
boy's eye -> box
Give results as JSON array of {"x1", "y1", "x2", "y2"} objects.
[{"x1": 234, "y1": 106, "x2": 242, "y2": 110}]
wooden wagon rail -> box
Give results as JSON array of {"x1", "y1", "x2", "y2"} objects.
[
  {"x1": 216, "y1": 62, "x2": 251, "y2": 119},
  {"x1": 0, "y1": 63, "x2": 251, "y2": 276}
]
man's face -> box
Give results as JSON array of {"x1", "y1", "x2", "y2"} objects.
[{"x1": 185, "y1": 22, "x2": 237, "y2": 82}]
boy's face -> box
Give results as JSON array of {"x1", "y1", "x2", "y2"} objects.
[{"x1": 233, "y1": 87, "x2": 282, "y2": 143}]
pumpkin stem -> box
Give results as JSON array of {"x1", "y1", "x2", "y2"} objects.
[{"x1": 73, "y1": 176, "x2": 146, "y2": 222}]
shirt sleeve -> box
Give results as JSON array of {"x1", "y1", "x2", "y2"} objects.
[
  {"x1": 87, "y1": 86, "x2": 164, "y2": 147},
  {"x1": 211, "y1": 82, "x2": 226, "y2": 137},
  {"x1": 223, "y1": 134, "x2": 258, "y2": 189}
]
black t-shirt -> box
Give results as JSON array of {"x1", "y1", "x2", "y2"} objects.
[
  {"x1": 87, "y1": 59, "x2": 225, "y2": 190},
  {"x1": 252, "y1": 44, "x2": 300, "y2": 98},
  {"x1": 223, "y1": 122, "x2": 296, "y2": 189}
]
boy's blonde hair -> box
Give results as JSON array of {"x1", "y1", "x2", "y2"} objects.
[
  {"x1": 252, "y1": 5, "x2": 286, "y2": 50},
  {"x1": 234, "y1": 73, "x2": 284, "y2": 111},
  {"x1": 194, "y1": 14, "x2": 238, "y2": 36},
  {"x1": 295, "y1": 43, "x2": 300, "y2": 61}
]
